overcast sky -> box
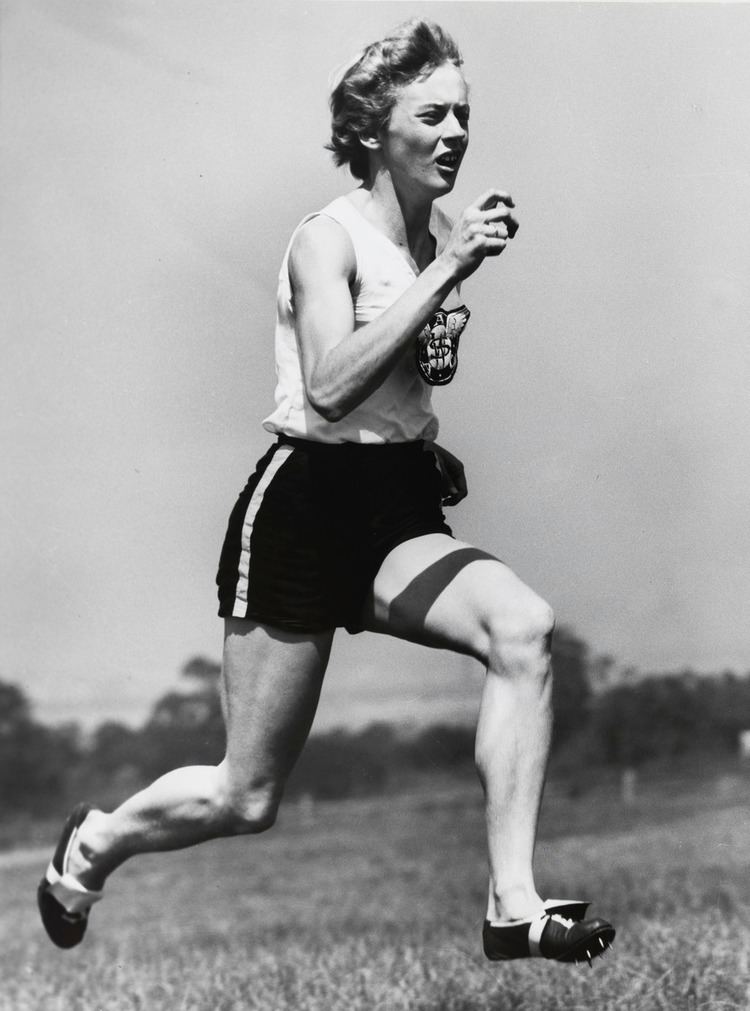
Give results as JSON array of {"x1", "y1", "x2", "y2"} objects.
[{"x1": 2, "y1": 1, "x2": 749, "y2": 731}]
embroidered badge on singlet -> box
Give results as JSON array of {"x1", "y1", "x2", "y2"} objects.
[{"x1": 416, "y1": 305, "x2": 470, "y2": 386}]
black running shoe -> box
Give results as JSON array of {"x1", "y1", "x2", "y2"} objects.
[
  {"x1": 483, "y1": 910, "x2": 615, "y2": 964},
  {"x1": 37, "y1": 802, "x2": 103, "y2": 949}
]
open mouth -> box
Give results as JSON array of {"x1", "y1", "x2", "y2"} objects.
[{"x1": 436, "y1": 151, "x2": 462, "y2": 170}]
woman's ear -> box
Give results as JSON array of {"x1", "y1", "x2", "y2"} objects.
[{"x1": 358, "y1": 132, "x2": 381, "y2": 152}]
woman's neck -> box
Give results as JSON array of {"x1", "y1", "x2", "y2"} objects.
[{"x1": 355, "y1": 173, "x2": 434, "y2": 264}]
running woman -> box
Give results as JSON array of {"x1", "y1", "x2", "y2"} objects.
[{"x1": 38, "y1": 19, "x2": 615, "y2": 965}]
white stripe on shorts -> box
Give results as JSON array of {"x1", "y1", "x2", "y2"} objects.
[{"x1": 231, "y1": 444, "x2": 293, "y2": 618}]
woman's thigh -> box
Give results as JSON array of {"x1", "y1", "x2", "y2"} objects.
[
  {"x1": 359, "y1": 533, "x2": 551, "y2": 664},
  {"x1": 221, "y1": 617, "x2": 334, "y2": 792}
]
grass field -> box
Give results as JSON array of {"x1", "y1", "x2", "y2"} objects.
[{"x1": 2, "y1": 768, "x2": 749, "y2": 1011}]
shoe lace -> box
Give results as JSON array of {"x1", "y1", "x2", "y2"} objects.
[{"x1": 547, "y1": 913, "x2": 575, "y2": 930}]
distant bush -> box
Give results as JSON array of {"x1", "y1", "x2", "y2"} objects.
[
  {"x1": 550, "y1": 627, "x2": 592, "y2": 751},
  {"x1": 410, "y1": 723, "x2": 475, "y2": 770},
  {"x1": 593, "y1": 669, "x2": 750, "y2": 766},
  {"x1": 0, "y1": 682, "x2": 82, "y2": 813},
  {"x1": 3, "y1": 639, "x2": 750, "y2": 816},
  {"x1": 288, "y1": 725, "x2": 396, "y2": 800}
]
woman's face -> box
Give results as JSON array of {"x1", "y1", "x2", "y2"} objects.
[{"x1": 377, "y1": 62, "x2": 470, "y2": 197}]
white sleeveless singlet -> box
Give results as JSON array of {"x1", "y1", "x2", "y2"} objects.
[{"x1": 262, "y1": 195, "x2": 467, "y2": 445}]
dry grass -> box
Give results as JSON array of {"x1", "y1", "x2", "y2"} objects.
[{"x1": 2, "y1": 773, "x2": 749, "y2": 1010}]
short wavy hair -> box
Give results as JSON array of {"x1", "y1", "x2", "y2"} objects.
[{"x1": 327, "y1": 19, "x2": 463, "y2": 181}]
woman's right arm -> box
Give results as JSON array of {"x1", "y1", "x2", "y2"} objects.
[{"x1": 288, "y1": 189, "x2": 517, "y2": 422}]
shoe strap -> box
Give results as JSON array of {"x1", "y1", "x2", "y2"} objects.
[
  {"x1": 45, "y1": 863, "x2": 104, "y2": 914},
  {"x1": 527, "y1": 913, "x2": 548, "y2": 957}
]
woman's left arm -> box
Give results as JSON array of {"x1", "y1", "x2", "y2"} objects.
[{"x1": 428, "y1": 442, "x2": 468, "y2": 506}]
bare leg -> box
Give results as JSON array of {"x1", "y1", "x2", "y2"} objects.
[
  {"x1": 360, "y1": 533, "x2": 554, "y2": 922},
  {"x1": 476, "y1": 621, "x2": 552, "y2": 921},
  {"x1": 68, "y1": 618, "x2": 333, "y2": 890}
]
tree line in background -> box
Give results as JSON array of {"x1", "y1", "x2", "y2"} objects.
[{"x1": 2, "y1": 627, "x2": 750, "y2": 818}]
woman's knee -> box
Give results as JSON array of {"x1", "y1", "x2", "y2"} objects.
[
  {"x1": 485, "y1": 593, "x2": 555, "y2": 672},
  {"x1": 221, "y1": 777, "x2": 282, "y2": 835}
]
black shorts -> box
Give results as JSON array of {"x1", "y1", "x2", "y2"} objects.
[{"x1": 216, "y1": 436, "x2": 453, "y2": 633}]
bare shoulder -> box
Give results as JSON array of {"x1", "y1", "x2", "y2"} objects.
[{"x1": 289, "y1": 214, "x2": 356, "y2": 286}]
